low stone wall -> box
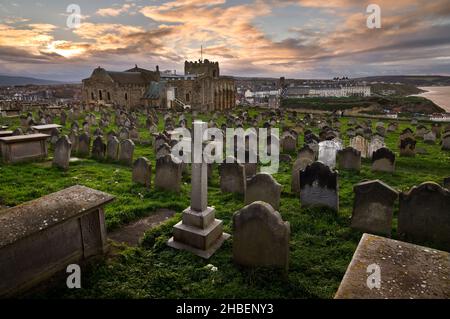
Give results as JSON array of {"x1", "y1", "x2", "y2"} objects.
[{"x1": 0, "y1": 185, "x2": 115, "y2": 297}]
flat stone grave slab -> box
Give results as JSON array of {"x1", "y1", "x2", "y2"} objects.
[
  {"x1": 0, "y1": 130, "x2": 13, "y2": 137},
  {"x1": 31, "y1": 124, "x2": 62, "y2": 135},
  {"x1": 335, "y1": 233, "x2": 450, "y2": 299},
  {"x1": 109, "y1": 209, "x2": 175, "y2": 246}
]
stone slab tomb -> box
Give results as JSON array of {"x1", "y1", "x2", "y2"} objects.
[
  {"x1": 335, "y1": 233, "x2": 449, "y2": 299},
  {"x1": 233, "y1": 201, "x2": 290, "y2": 271},
  {"x1": 0, "y1": 185, "x2": 114, "y2": 297},
  {"x1": 0, "y1": 133, "x2": 49, "y2": 164},
  {"x1": 300, "y1": 161, "x2": 338, "y2": 211},
  {"x1": 351, "y1": 180, "x2": 398, "y2": 237}
]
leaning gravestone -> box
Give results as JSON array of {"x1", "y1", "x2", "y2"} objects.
[
  {"x1": 219, "y1": 158, "x2": 246, "y2": 195},
  {"x1": 155, "y1": 154, "x2": 182, "y2": 193},
  {"x1": 337, "y1": 147, "x2": 361, "y2": 171},
  {"x1": 245, "y1": 173, "x2": 282, "y2": 210},
  {"x1": 52, "y1": 135, "x2": 71, "y2": 170},
  {"x1": 132, "y1": 157, "x2": 152, "y2": 188},
  {"x1": 291, "y1": 157, "x2": 314, "y2": 195},
  {"x1": 119, "y1": 139, "x2": 135, "y2": 165},
  {"x1": 398, "y1": 182, "x2": 450, "y2": 251},
  {"x1": 351, "y1": 180, "x2": 398, "y2": 237},
  {"x1": 300, "y1": 161, "x2": 339, "y2": 211},
  {"x1": 106, "y1": 136, "x2": 120, "y2": 161},
  {"x1": 233, "y1": 201, "x2": 290, "y2": 271},
  {"x1": 371, "y1": 147, "x2": 395, "y2": 173}
]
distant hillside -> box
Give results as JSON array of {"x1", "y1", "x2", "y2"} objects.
[
  {"x1": 0, "y1": 75, "x2": 63, "y2": 86},
  {"x1": 355, "y1": 75, "x2": 450, "y2": 87}
]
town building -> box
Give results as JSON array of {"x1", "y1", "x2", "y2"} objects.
[{"x1": 81, "y1": 59, "x2": 236, "y2": 111}]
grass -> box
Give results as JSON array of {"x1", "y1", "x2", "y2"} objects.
[{"x1": 0, "y1": 108, "x2": 449, "y2": 299}]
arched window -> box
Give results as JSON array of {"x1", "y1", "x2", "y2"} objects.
[
  {"x1": 186, "y1": 93, "x2": 190, "y2": 102},
  {"x1": 99, "y1": 90, "x2": 103, "y2": 100},
  {"x1": 107, "y1": 92, "x2": 111, "y2": 100},
  {"x1": 91, "y1": 92, "x2": 95, "y2": 100},
  {"x1": 125, "y1": 93, "x2": 128, "y2": 101}
]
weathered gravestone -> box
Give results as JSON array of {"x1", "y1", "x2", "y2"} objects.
[
  {"x1": 68, "y1": 131, "x2": 78, "y2": 154},
  {"x1": 318, "y1": 140, "x2": 340, "y2": 169},
  {"x1": 371, "y1": 147, "x2": 395, "y2": 173},
  {"x1": 398, "y1": 182, "x2": 450, "y2": 251},
  {"x1": 350, "y1": 135, "x2": 369, "y2": 158},
  {"x1": 106, "y1": 136, "x2": 120, "y2": 161},
  {"x1": 77, "y1": 133, "x2": 91, "y2": 158},
  {"x1": 245, "y1": 173, "x2": 282, "y2": 210},
  {"x1": 423, "y1": 131, "x2": 436, "y2": 145},
  {"x1": 91, "y1": 136, "x2": 106, "y2": 160},
  {"x1": 119, "y1": 127, "x2": 129, "y2": 140},
  {"x1": 337, "y1": 147, "x2": 361, "y2": 171},
  {"x1": 155, "y1": 154, "x2": 182, "y2": 192},
  {"x1": 300, "y1": 161, "x2": 338, "y2": 211},
  {"x1": 219, "y1": 158, "x2": 246, "y2": 195},
  {"x1": 399, "y1": 137, "x2": 416, "y2": 157},
  {"x1": 233, "y1": 201, "x2": 290, "y2": 271},
  {"x1": 297, "y1": 145, "x2": 315, "y2": 162},
  {"x1": 132, "y1": 157, "x2": 152, "y2": 188},
  {"x1": 52, "y1": 135, "x2": 71, "y2": 170},
  {"x1": 368, "y1": 138, "x2": 385, "y2": 159},
  {"x1": 281, "y1": 134, "x2": 297, "y2": 153},
  {"x1": 351, "y1": 180, "x2": 398, "y2": 237},
  {"x1": 119, "y1": 139, "x2": 135, "y2": 165}
]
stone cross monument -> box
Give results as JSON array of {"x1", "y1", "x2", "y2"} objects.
[{"x1": 167, "y1": 120, "x2": 230, "y2": 258}]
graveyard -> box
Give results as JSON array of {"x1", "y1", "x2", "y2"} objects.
[{"x1": 0, "y1": 106, "x2": 449, "y2": 299}]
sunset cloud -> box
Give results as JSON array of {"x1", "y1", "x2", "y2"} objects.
[{"x1": 0, "y1": 0, "x2": 449, "y2": 81}]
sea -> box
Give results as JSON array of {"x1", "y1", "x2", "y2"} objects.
[{"x1": 414, "y1": 86, "x2": 450, "y2": 113}]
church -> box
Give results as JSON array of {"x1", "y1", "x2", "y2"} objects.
[{"x1": 81, "y1": 59, "x2": 236, "y2": 111}]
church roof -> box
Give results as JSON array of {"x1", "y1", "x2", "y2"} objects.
[{"x1": 106, "y1": 71, "x2": 147, "y2": 85}]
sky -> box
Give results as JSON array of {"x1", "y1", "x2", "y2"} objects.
[{"x1": 0, "y1": 0, "x2": 449, "y2": 82}]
